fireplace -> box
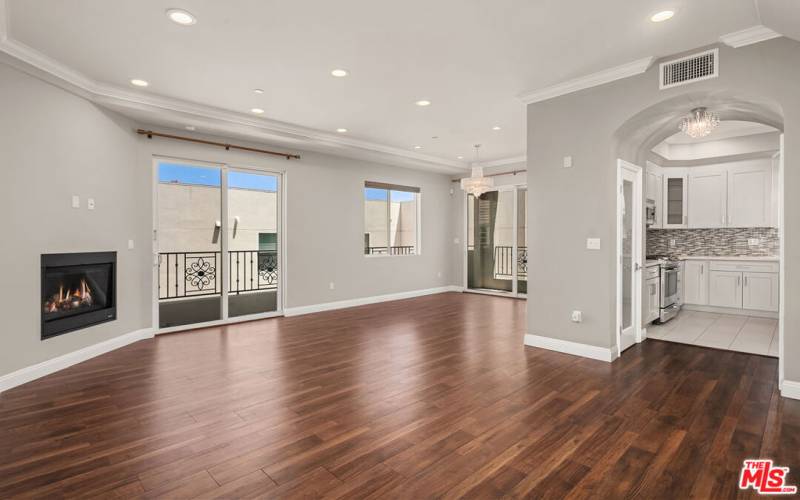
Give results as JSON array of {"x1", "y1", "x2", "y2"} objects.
[{"x1": 41, "y1": 252, "x2": 116, "y2": 339}]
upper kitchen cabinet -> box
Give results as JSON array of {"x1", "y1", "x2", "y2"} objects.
[
  {"x1": 645, "y1": 163, "x2": 663, "y2": 229},
  {"x1": 662, "y1": 171, "x2": 687, "y2": 229},
  {"x1": 728, "y1": 161, "x2": 773, "y2": 228},
  {"x1": 688, "y1": 167, "x2": 727, "y2": 228}
]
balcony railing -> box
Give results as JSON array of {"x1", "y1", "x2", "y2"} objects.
[
  {"x1": 467, "y1": 245, "x2": 527, "y2": 280},
  {"x1": 158, "y1": 250, "x2": 277, "y2": 300},
  {"x1": 365, "y1": 246, "x2": 416, "y2": 255}
]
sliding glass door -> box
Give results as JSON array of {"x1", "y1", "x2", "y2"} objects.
[
  {"x1": 466, "y1": 186, "x2": 527, "y2": 297},
  {"x1": 155, "y1": 160, "x2": 282, "y2": 330}
]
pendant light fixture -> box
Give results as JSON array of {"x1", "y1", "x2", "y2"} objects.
[
  {"x1": 460, "y1": 144, "x2": 494, "y2": 197},
  {"x1": 679, "y1": 107, "x2": 720, "y2": 139}
]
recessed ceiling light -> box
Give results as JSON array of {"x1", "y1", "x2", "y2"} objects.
[
  {"x1": 457, "y1": 156, "x2": 464, "y2": 160},
  {"x1": 130, "y1": 79, "x2": 149, "y2": 87},
  {"x1": 331, "y1": 69, "x2": 349, "y2": 77},
  {"x1": 336, "y1": 128, "x2": 348, "y2": 133},
  {"x1": 166, "y1": 8, "x2": 196, "y2": 26},
  {"x1": 413, "y1": 145, "x2": 422, "y2": 150},
  {"x1": 251, "y1": 108, "x2": 265, "y2": 114},
  {"x1": 185, "y1": 125, "x2": 196, "y2": 131},
  {"x1": 415, "y1": 100, "x2": 431, "y2": 107},
  {"x1": 650, "y1": 10, "x2": 674, "y2": 22},
  {"x1": 253, "y1": 88, "x2": 264, "y2": 94},
  {"x1": 492, "y1": 126, "x2": 502, "y2": 131}
]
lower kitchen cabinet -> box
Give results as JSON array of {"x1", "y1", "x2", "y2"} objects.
[
  {"x1": 708, "y1": 271, "x2": 743, "y2": 308},
  {"x1": 683, "y1": 259, "x2": 779, "y2": 313},
  {"x1": 742, "y1": 272, "x2": 779, "y2": 312}
]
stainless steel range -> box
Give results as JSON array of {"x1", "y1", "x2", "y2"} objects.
[{"x1": 648, "y1": 256, "x2": 682, "y2": 323}]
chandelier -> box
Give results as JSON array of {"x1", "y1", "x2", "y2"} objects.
[
  {"x1": 460, "y1": 144, "x2": 494, "y2": 197},
  {"x1": 679, "y1": 107, "x2": 720, "y2": 139}
]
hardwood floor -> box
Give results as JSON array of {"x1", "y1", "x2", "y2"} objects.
[{"x1": 1, "y1": 292, "x2": 798, "y2": 499}]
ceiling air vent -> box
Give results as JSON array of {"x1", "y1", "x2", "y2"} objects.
[{"x1": 659, "y1": 48, "x2": 718, "y2": 90}]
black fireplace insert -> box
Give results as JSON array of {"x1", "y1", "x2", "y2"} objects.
[{"x1": 41, "y1": 252, "x2": 116, "y2": 339}]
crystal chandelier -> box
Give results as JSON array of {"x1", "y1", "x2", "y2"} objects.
[
  {"x1": 679, "y1": 107, "x2": 720, "y2": 139},
  {"x1": 460, "y1": 144, "x2": 494, "y2": 197}
]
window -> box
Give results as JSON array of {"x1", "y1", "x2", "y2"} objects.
[{"x1": 364, "y1": 181, "x2": 420, "y2": 255}]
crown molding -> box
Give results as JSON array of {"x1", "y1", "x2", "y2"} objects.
[
  {"x1": 0, "y1": 3, "x2": 467, "y2": 174},
  {"x1": 518, "y1": 56, "x2": 655, "y2": 105},
  {"x1": 471, "y1": 155, "x2": 527, "y2": 168},
  {"x1": 719, "y1": 25, "x2": 781, "y2": 48}
]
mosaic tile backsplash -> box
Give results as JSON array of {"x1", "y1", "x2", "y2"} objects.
[{"x1": 647, "y1": 228, "x2": 779, "y2": 258}]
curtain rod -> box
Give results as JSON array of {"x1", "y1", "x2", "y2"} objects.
[
  {"x1": 137, "y1": 129, "x2": 301, "y2": 160},
  {"x1": 450, "y1": 169, "x2": 525, "y2": 182}
]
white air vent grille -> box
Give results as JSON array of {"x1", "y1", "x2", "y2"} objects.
[{"x1": 659, "y1": 49, "x2": 718, "y2": 89}]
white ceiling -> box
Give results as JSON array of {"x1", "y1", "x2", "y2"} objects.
[{"x1": 1, "y1": 0, "x2": 782, "y2": 170}]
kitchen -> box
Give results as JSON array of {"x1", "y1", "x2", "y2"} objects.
[{"x1": 642, "y1": 120, "x2": 781, "y2": 357}]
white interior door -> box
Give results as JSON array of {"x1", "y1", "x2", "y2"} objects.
[{"x1": 617, "y1": 160, "x2": 643, "y2": 355}]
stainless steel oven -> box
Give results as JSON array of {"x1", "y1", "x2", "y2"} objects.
[{"x1": 659, "y1": 262, "x2": 680, "y2": 322}]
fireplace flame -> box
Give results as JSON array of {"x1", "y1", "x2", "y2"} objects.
[{"x1": 44, "y1": 279, "x2": 93, "y2": 313}]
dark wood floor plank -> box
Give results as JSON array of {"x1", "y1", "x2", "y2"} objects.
[{"x1": 0, "y1": 293, "x2": 797, "y2": 499}]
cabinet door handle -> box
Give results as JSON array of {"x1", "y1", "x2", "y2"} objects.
[
  {"x1": 737, "y1": 276, "x2": 741, "y2": 287},
  {"x1": 744, "y1": 276, "x2": 748, "y2": 287}
]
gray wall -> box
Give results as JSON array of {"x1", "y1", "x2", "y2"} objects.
[
  {"x1": 0, "y1": 61, "x2": 458, "y2": 378},
  {"x1": 0, "y1": 62, "x2": 152, "y2": 377},
  {"x1": 525, "y1": 38, "x2": 800, "y2": 382}
]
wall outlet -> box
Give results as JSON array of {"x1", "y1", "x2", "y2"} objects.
[
  {"x1": 71, "y1": 195, "x2": 80, "y2": 209},
  {"x1": 571, "y1": 310, "x2": 582, "y2": 323},
  {"x1": 87, "y1": 198, "x2": 95, "y2": 210},
  {"x1": 453, "y1": 237, "x2": 460, "y2": 244},
  {"x1": 127, "y1": 239, "x2": 135, "y2": 250},
  {"x1": 748, "y1": 238, "x2": 761, "y2": 247},
  {"x1": 586, "y1": 238, "x2": 601, "y2": 250},
  {"x1": 669, "y1": 239, "x2": 676, "y2": 248},
  {"x1": 329, "y1": 282, "x2": 335, "y2": 290}
]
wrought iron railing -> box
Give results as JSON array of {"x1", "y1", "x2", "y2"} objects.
[
  {"x1": 466, "y1": 245, "x2": 527, "y2": 280},
  {"x1": 158, "y1": 250, "x2": 277, "y2": 300},
  {"x1": 365, "y1": 246, "x2": 416, "y2": 255}
]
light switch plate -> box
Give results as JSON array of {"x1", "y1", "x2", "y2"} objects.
[
  {"x1": 128, "y1": 239, "x2": 135, "y2": 250},
  {"x1": 586, "y1": 238, "x2": 601, "y2": 250},
  {"x1": 563, "y1": 156, "x2": 573, "y2": 168},
  {"x1": 748, "y1": 238, "x2": 760, "y2": 246},
  {"x1": 71, "y1": 195, "x2": 80, "y2": 209},
  {"x1": 87, "y1": 198, "x2": 95, "y2": 210}
]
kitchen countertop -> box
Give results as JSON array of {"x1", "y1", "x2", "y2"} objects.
[{"x1": 678, "y1": 255, "x2": 779, "y2": 262}]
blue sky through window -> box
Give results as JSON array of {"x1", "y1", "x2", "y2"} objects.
[
  {"x1": 364, "y1": 188, "x2": 415, "y2": 202},
  {"x1": 158, "y1": 163, "x2": 277, "y2": 192}
]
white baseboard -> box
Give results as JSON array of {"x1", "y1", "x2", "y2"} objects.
[
  {"x1": 682, "y1": 304, "x2": 778, "y2": 319},
  {"x1": 782, "y1": 380, "x2": 800, "y2": 400},
  {"x1": 284, "y1": 286, "x2": 462, "y2": 317},
  {"x1": 0, "y1": 328, "x2": 154, "y2": 393},
  {"x1": 524, "y1": 334, "x2": 617, "y2": 362}
]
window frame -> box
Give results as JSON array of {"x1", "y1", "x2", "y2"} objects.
[{"x1": 363, "y1": 182, "x2": 421, "y2": 258}]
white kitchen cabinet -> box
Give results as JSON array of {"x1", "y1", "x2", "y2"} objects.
[
  {"x1": 646, "y1": 165, "x2": 663, "y2": 228},
  {"x1": 728, "y1": 162, "x2": 772, "y2": 227},
  {"x1": 683, "y1": 260, "x2": 709, "y2": 305},
  {"x1": 708, "y1": 270, "x2": 742, "y2": 308},
  {"x1": 742, "y1": 272, "x2": 779, "y2": 312},
  {"x1": 662, "y1": 171, "x2": 687, "y2": 228},
  {"x1": 688, "y1": 168, "x2": 727, "y2": 228}
]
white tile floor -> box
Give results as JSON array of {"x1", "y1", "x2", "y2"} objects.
[{"x1": 647, "y1": 310, "x2": 778, "y2": 357}]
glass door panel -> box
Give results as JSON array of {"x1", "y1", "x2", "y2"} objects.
[
  {"x1": 227, "y1": 170, "x2": 280, "y2": 317},
  {"x1": 622, "y1": 179, "x2": 634, "y2": 332},
  {"x1": 467, "y1": 190, "x2": 514, "y2": 293},
  {"x1": 516, "y1": 188, "x2": 527, "y2": 295},
  {"x1": 157, "y1": 162, "x2": 223, "y2": 328}
]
